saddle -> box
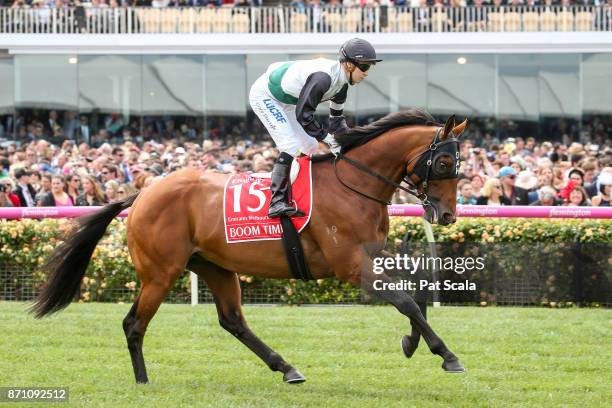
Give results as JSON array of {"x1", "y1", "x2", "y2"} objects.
[{"x1": 223, "y1": 156, "x2": 313, "y2": 280}]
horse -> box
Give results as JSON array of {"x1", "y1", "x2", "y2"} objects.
[{"x1": 32, "y1": 108, "x2": 468, "y2": 384}]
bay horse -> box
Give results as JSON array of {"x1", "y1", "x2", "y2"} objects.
[{"x1": 32, "y1": 108, "x2": 467, "y2": 384}]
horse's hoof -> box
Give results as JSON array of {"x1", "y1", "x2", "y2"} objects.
[
  {"x1": 442, "y1": 358, "x2": 466, "y2": 373},
  {"x1": 401, "y1": 335, "x2": 418, "y2": 359},
  {"x1": 283, "y1": 368, "x2": 306, "y2": 384}
]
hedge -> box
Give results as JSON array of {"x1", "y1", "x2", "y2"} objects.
[{"x1": 0, "y1": 217, "x2": 610, "y2": 306}]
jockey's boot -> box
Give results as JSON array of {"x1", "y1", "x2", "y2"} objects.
[{"x1": 268, "y1": 152, "x2": 304, "y2": 218}]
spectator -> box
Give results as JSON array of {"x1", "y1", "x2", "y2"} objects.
[
  {"x1": 0, "y1": 182, "x2": 13, "y2": 207},
  {"x1": 515, "y1": 170, "x2": 538, "y2": 204},
  {"x1": 112, "y1": 147, "x2": 132, "y2": 182},
  {"x1": 105, "y1": 179, "x2": 120, "y2": 202},
  {"x1": 536, "y1": 166, "x2": 556, "y2": 191},
  {"x1": 39, "y1": 175, "x2": 74, "y2": 207},
  {"x1": 530, "y1": 186, "x2": 561, "y2": 207},
  {"x1": 498, "y1": 166, "x2": 529, "y2": 205},
  {"x1": 66, "y1": 173, "x2": 81, "y2": 204},
  {"x1": 457, "y1": 179, "x2": 477, "y2": 205},
  {"x1": 34, "y1": 173, "x2": 53, "y2": 205},
  {"x1": 29, "y1": 170, "x2": 42, "y2": 194},
  {"x1": 591, "y1": 172, "x2": 612, "y2": 207},
  {"x1": 476, "y1": 178, "x2": 511, "y2": 206},
  {"x1": 101, "y1": 164, "x2": 120, "y2": 183},
  {"x1": 0, "y1": 177, "x2": 20, "y2": 207},
  {"x1": 76, "y1": 175, "x2": 106, "y2": 206},
  {"x1": 567, "y1": 168, "x2": 585, "y2": 187},
  {"x1": 470, "y1": 174, "x2": 484, "y2": 198},
  {"x1": 75, "y1": 115, "x2": 92, "y2": 145},
  {"x1": 116, "y1": 183, "x2": 136, "y2": 201},
  {"x1": 0, "y1": 176, "x2": 21, "y2": 207},
  {"x1": 13, "y1": 168, "x2": 37, "y2": 207},
  {"x1": 565, "y1": 185, "x2": 591, "y2": 207}
]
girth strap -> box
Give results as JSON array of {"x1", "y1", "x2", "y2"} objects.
[{"x1": 280, "y1": 215, "x2": 313, "y2": 281}]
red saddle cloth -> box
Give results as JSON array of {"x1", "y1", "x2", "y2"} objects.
[{"x1": 223, "y1": 156, "x2": 312, "y2": 243}]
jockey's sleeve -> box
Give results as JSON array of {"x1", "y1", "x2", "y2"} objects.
[
  {"x1": 296, "y1": 72, "x2": 332, "y2": 141},
  {"x1": 330, "y1": 84, "x2": 348, "y2": 117}
]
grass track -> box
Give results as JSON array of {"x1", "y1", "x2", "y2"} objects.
[{"x1": 1, "y1": 302, "x2": 610, "y2": 407}]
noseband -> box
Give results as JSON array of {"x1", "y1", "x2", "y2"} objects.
[{"x1": 333, "y1": 128, "x2": 460, "y2": 206}]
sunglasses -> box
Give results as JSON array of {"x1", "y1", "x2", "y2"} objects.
[
  {"x1": 102, "y1": 171, "x2": 109, "y2": 175},
  {"x1": 117, "y1": 190, "x2": 126, "y2": 194},
  {"x1": 354, "y1": 62, "x2": 372, "y2": 72},
  {"x1": 507, "y1": 175, "x2": 516, "y2": 179}
]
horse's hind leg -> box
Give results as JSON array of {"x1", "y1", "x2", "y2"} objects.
[
  {"x1": 123, "y1": 250, "x2": 188, "y2": 383},
  {"x1": 123, "y1": 281, "x2": 175, "y2": 384},
  {"x1": 187, "y1": 256, "x2": 306, "y2": 384}
]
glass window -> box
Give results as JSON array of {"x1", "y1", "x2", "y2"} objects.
[
  {"x1": 497, "y1": 54, "x2": 540, "y2": 121},
  {"x1": 538, "y1": 54, "x2": 580, "y2": 118},
  {"x1": 370, "y1": 54, "x2": 426, "y2": 116},
  {"x1": 142, "y1": 55, "x2": 204, "y2": 116},
  {"x1": 205, "y1": 55, "x2": 246, "y2": 116},
  {"x1": 0, "y1": 56, "x2": 13, "y2": 115},
  {"x1": 427, "y1": 54, "x2": 494, "y2": 118},
  {"x1": 78, "y1": 55, "x2": 142, "y2": 115},
  {"x1": 14, "y1": 55, "x2": 77, "y2": 110},
  {"x1": 582, "y1": 53, "x2": 612, "y2": 115}
]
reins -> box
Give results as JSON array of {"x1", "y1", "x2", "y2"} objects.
[{"x1": 333, "y1": 128, "x2": 459, "y2": 206}]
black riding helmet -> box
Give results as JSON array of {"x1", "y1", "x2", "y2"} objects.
[{"x1": 339, "y1": 38, "x2": 382, "y2": 85}]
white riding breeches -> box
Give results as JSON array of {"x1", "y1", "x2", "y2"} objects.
[{"x1": 249, "y1": 74, "x2": 319, "y2": 157}]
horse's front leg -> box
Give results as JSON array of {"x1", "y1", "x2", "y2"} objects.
[
  {"x1": 340, "y1": 247, "x2": 465, "y2": 373},
  {"x1": 379, "y1": 249, "x2": 427, "y2": 359}
]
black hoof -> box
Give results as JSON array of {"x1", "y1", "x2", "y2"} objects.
[
  {"x1": 442, "y1": 358, "x2": 466, "y2": 373},
  {"x1": 283, "y1": 368, "x2": 306, "y2": 384},
  {"x1": 401, "y1": 335, "x2": 418, "y2": 359}
]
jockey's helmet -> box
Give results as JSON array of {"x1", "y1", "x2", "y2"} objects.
[{"x1": 339, "y1": 38, "x2": 383, "y2": 66}]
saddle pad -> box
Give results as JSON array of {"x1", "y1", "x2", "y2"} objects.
[{"x1": 223, "y1": 156, "x2": 312, "y2": 243}]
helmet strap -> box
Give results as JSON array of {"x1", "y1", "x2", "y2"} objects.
[{"x1": 344, "y1": 62, "x2": 356, "y2": 86}]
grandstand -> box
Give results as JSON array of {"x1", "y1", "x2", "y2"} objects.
[{"x1": 0, "y1": 2, "x2": 611, "y2": 146}]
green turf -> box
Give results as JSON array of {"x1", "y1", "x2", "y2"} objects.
[{"x1": 0, "y1": 302, "x2": 610, "y2": 408}]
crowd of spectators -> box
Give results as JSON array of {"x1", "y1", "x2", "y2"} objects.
[
  {"x1": 0, "y1": 109, "x2": 610, "y2": 210},
  {"x1": 4, "y1": 0, "x2": 610, "y2": 36},
  {"x1": 447, "y1": 137, "x2": 612, "y2": 207},
  {"x1": 4, "y1": 0, "x2": 611, "y2": 8}
]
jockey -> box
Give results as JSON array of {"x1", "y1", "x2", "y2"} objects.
[{"x1": 249, "y1": 38, "x2": 382, "y2": 218}]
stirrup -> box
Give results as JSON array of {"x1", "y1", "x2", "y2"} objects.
[{"x1": 268, "y1": 201, "x2": 304, "y2": 218}]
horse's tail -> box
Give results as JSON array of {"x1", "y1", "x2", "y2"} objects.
[{"x1": 30, "y1": 193, "x2": 139, "y2": 318}]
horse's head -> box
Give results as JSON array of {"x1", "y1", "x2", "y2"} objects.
[{"x1": 406, "y1": 115, "x2": 467, "y2": 226}]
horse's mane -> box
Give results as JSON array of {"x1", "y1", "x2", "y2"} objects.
[
  {"x1": 337, "y1": 108, "x2": 440, "y2": 152},
  {"x1": 311, "y1": 108, "x2": 440, "y2": 162}
]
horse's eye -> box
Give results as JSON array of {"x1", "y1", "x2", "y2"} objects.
[{"x1": 434, "y1": 154, "x2": 454, "y2": 176}]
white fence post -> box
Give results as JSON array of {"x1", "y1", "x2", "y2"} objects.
[
  {"x1": 190, "y1": 271, "x2": 198, "y2": 306},
  {"x1": 422, "y1": 219, "x2": 440, "y2": 308}
]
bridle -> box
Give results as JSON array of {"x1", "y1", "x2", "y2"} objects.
[{"x1": 333, "y1": 127, "x2": 460, "y2": 207}]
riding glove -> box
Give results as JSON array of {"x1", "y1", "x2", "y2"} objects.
[{"x1": 323, "y1": 134, "x2": 341, "y2": 156}]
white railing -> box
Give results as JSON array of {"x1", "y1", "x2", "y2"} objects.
[{"x1": 0, "y1": 5, "x2": 611, "y2": 34}]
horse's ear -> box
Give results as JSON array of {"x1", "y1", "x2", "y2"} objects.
[
  {"x1": 441, "y1": 114, "x2": 456, "y2": 140},
  {"x1": 452, "y1": 119, "x2": 468, "y2": 138}
]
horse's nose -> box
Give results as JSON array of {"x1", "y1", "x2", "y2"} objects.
[{"x1": 442, "y1": 212, "x2": 456, "y2": 224}]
